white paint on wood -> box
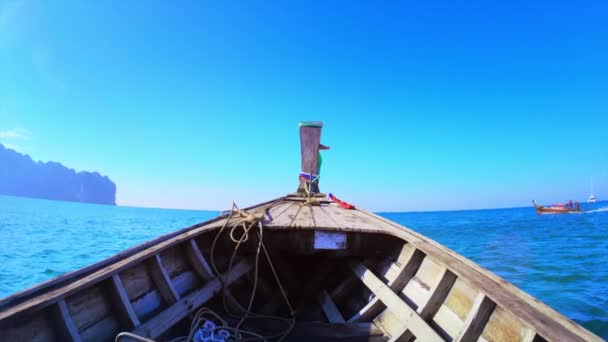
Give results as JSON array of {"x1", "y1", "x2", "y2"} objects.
[
  {"x1": 349, "y1": 261, "x2": 444, "y2": 342},
  {"x1": 314, "y1": 231, "x2": 346, "y2": 250},
  {"x1": 349, "y1": 245, "x2": 425, "y2": 323},
  {"x1": 455, "y1": 293, "x2": 496, "y2": 342}
]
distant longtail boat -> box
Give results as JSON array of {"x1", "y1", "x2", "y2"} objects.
[{"x1": 533, "y1": 200, "x2": 581, "y2": 214}]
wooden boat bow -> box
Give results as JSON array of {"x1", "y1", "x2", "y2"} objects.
[{"x1": 0, "y1": 123, "x2": 602, "y2": 341}]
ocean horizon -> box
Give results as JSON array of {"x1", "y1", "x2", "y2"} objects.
[{"x1": 0, "y1": 194, "x2": 606, "y2": 338}]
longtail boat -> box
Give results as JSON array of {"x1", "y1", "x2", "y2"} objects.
[
  {"x1": 0, "y1": 122, "x2": 602, "y2": 342},
  {"x1": 532, "y1": 200, "x2": 581, "y2": 214}
]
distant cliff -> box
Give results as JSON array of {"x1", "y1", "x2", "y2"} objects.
[{"x1": 0, "y1": 144, "x2": 116, "y2": 205}]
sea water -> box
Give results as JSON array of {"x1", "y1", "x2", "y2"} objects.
[{"x1": 0, "y1": 195, "x2": 606, "y2": 338}]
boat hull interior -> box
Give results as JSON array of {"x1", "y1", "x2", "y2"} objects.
[{"x1": 0, "y1": 197, "x2": 601, "y2": 342}]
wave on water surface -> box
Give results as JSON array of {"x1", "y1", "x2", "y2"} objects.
[{"x1": 584, "y1": 206, "x2": 608, "y2": 213}]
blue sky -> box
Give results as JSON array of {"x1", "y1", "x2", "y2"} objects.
[{"x1": 1, "y1": 0, "x2": 607, "y2": 211}]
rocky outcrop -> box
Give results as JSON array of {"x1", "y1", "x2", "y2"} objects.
[{"x1": 0, "y1": 144, "x2": 116, "y2": 205}]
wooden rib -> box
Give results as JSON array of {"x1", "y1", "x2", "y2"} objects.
[
  {"x1": 394, "y1": 268, "x2": 458, "y2": 341},
  {"x1": 185, "y1": 240, "x2": 214, "y2": 281},
  {"x1": 110, "y1": 274, "x2": 141, "y2": 328},
  {"x1": 419, "y1": 269, "x2": 457, "y2": 319},
  {"x1": 349, "y1": 261, "x2": 444, "y2": 342},
  {"x1": 187, "y1": 234, "x2": 256, "y2": 313},
  {"x1": 133, "y1": 259, "x2": 251, "y2": 339},
  {"x1": 455, "y1": 293, "x2": 496, "y2": 342},
  {"x1": 55, "y1": 299, "x2": 82, "y2": 342},
  {"x1": 289, "y1": 322, "x2": 384, "y2": 341},
  {"x1": 318, "y1": 290, "x2": 345, "y2": 323},
  {"x1": 148, "y1": 254, "x2": 180, "y2": 305},
  {"x1": 349, "y1": 246, "x2": 425, "y2": 322},
  {"x1": 355, "y1": 209, "x2": 601, "y2": 342}
]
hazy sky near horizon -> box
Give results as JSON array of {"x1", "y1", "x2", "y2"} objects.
[{"x1": 1, "y1": 0, "x2": 607, "y2": 211}]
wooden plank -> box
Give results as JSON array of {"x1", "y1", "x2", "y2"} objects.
[
  {"x1": 172, "y1": 271, "x2": 200, "y2": 297},
  {"x1": 455, "y1": 293, "x2": 496, "y2": 342},
  {"x1": 394, "y1": 268, "x2": 457, "y2": 341},
  {"x1": 419, "y1": 269, "x2": 457, "y2": 319},
  {"x1": 355, "y1": 209, "x2": 602, "y2": 342},
  {"x1": 264, "y1": 201, "x2": 298, "y2": 224},
  {"x1": 311, "y1": 205, "x2": 342, "y2": 228},
  {"x1": 0, "y1": 196, "x2": 285, "y2": 313},
  {"x1": 349, "y1": 246, "x2": 425, "y2": 322},
  {"x1": 349, "y1": 261, "x2": 444, "y2": 342},
  {"x1": 317, "y1": 206, "x2": 348, "y2": 234},
  {"x1": 148, "y1": 254, "x2": 180, "y2": 305},
  {"x1": 185, "y1": 239, "x2": 214, "y2": 281},
  {"x1": 288, "y1": 322, "x2": 385, "y2": 341},
  {"x1": 111, "y1": 274, "x2": 141, "y2": 329},
  {"x1": 319, "y1": 290, "x2": 345, "y2": 323},
  {"x1": 320, "y1": 205, "x2": 384, "y2": 232},
  {"x1": 0, "y1": 311, "x2": 56, "y2": 342},
  {"x1": 56, "y1": 299, "x2": 82, "y2": 342},
  {"x1": 267, "y1": 202, "x2": 302, "y2": 227},
  {"x1": 132, "y1": 260, "x2": 251, "y2": 339},
  {"x1": 291, "y1": 204, "x2": 316, "y2": 227}
]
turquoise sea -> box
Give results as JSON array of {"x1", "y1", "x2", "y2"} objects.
[{"x1": 0, "y1": 195, "x2": 606, "y2": 338}]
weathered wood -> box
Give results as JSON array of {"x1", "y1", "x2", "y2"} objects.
[
  {"x1": 148, "y1": 254, "x2": 180, "y2": 305},
  {"x1": 171, "y1": 271, "x2": 200, "y2": 297},
  {"x1": 330, "y1": 276, "x2": 355, "y2": 301},
  {"x1": 132, "y1": 260, "x2": 251, "y2": 339},
  {"x1": 269, "y1": 202, "x2": 303, "y2": 227},
  {"x1": 185, "y1": 240, "x2": 214, "y2": 281},
  {"x1": 0, "y1": 311, "x2": 56, "y2": 342},
  {"x1": 55, "y1": 299, "x2": 82, "y2": 342},
  {"x1": 0, "y1": 192, "x2": 603, "y2": 342},
  {"x1": 356, "y1": 209, "x2": 601, "y2": 342},
  {"x1": 373, "y1": 308, "x2": 407, "y2": 340},
  {"x1": 288, "y1": 322, "x2": 386, "y2": 341},
  {"x1": 455, "y1": 293, "x2": 496, "y2": 342},
  {"x1": 131, "y1": 290, "x2": 163, "y2": 322},
  {"x1": 394, "y1": 268, "x2": 457, "y2": 341},
  {"x1": 419, "y1": 269, "x2": 457, "y2": 319},
  {"x1": 264, "y1": 202, "x2": 302, "y2": 227},
  {"x1": 319, "y1": 290, "x2": 345, "y2": 323},
  {"x1": 111, "y1": 274, "x2": 141, "y2": 329},
  {"x1": 64, "y1": 284, "x2": 113, "y2": 334},
  {"x1": 0, "y1": 196, "x2": 285, "y2": 313},
  {"x1": 291, "y1": 204, "x2": 316, "y2": 227},
  {"x1": 349, "y1": 261, "x2": 444, "y2": 342},
  {"x1": 349, "y1": 245, "x2": 425, "y2": 322},
  {"x1": 298, "y1": 121, "x2": 323, "y2": 193}
]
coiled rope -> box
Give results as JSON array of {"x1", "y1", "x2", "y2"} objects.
[{"x1": 196, "y1": 200, "x2": 296, "y2": 341}]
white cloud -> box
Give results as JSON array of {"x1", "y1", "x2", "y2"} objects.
[{"x1": 0, "y1": 127, "x2": 31, "y2": 139}]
